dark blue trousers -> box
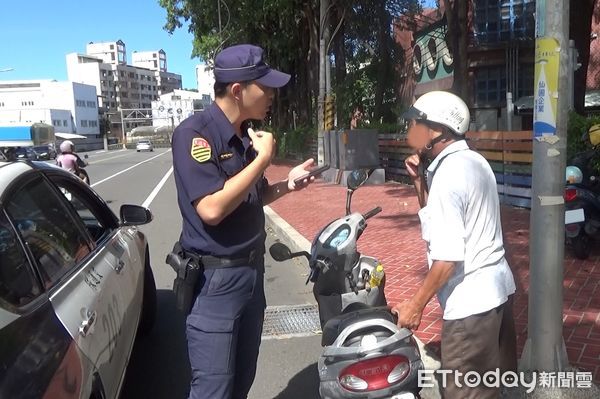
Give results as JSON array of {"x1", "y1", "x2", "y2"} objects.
[{"x1": 186, "y1": 263, "x2": 265, "y2": 399}]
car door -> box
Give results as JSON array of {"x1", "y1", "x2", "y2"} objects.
[
  {"x1": 0, "y1": 206, "x2": 87, "y2": 399},
  {"x1": 48, "y1": 173, "x2": 144, "y2": 398},
  {"x1": 3, "y1": 173, "x2": 129, "y2": 399}
]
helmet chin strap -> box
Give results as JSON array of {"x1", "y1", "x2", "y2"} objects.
[{"x1": 420, "y1": 133, "x2": 446, "y2": 159}]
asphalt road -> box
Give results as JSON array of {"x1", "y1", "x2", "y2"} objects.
[{"x1": 76, "y1": 149, "x2": 322, "y2": 399}]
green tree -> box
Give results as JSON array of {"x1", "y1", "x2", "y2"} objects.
[
  {"x1": 160, "y1": 0, "x2": 421, "y2": 130},
  {"x1": 330, "y1": 0, "x2": 422, "y2": 126}
]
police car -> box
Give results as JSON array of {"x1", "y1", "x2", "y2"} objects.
[{"x1": 0, "y1": 159, "x2": 157, "y2": 399}]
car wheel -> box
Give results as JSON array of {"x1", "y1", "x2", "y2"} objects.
[{"x1": 138, "y1": 250, "x2": 157, "y2": 336}]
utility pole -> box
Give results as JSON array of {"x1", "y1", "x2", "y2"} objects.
[
  {"x1": 521, "y1": 0, "x2": 570, "y2": 371},
  {"x1": 120, "y1": 108, "x2": 126, "y2": 150},
  {"x1": 317, "y1": 0, "x2": 330, "y2": 166}
]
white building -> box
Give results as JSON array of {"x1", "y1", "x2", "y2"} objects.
[
  {"x1": 0, "y1": 80, "x2": 99, "y2": 136},
  {"x1": 86, "y1": 40, "x2": 127, "y2": 65},
  {"x1": 132, "y1": 49, "x2": 167, "y2": 72},
  {"x1": 67, "y1": 40, "x2": 182, "y2": 111},
  {"x1": 152, "y1": 89, "x2": 211, "y2": 129},
  {"x1": 196, "y1": 62, "x2": 215, "y2": 100}
]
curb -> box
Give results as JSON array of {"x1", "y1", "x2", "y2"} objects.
[{"x1": 264, "y1": 205, "x2": 443, "y2": 398}]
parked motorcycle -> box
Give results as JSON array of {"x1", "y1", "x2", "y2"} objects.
[
  {"x1": 565, "y1": 163, "x2": 600, "y2": 259},
  {"x1": 269, "y1": 169, "x2": 423, "y2": 399}
]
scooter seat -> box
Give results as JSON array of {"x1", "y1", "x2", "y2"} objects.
[{"x1": 321, "y1": 305, "x2": 396, "y2": 346}]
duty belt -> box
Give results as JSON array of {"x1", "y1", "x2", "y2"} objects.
[{"x1": 184, "y1": 248, "x2": 262, "y2": 269}]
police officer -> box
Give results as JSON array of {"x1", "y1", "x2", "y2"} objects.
[{"x1": 171, "y1": 44, "x2": 316, "y2": 399}]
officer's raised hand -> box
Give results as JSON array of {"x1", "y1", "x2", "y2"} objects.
[
  {"x1": 248, "y1": 128, "x2": 276, "y2": 165},
  {"x1": 287, "y1": 158, "x2": 316, "y2": 190}
]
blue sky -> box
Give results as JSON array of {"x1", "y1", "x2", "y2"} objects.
[
  {"x1": 0, "y1": 0, "x2": 198, "y2": 89},
  {"x1": 0, "y1": 1, "x2": 439, "y2": 89}
]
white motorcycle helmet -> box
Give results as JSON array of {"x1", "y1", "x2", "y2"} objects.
[
  {"x1": 404, "y1": 91, "x2": 470, "y2": 136},
  {"x1": 60, "y1": 140, "x2": 74, "y2": 153},
  {"x1": 566, "y1": 165, "x2": 583, "y2": 184}
]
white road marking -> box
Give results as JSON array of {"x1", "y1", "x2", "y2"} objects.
[
  {"x1": 141, "y1": 166, "x2": 174, "y2": 209},
  {"x1": 90, "y1": 150, "x2": 171, "y2": 188},
  {"x1": 90, "y1": 150, "x2": 130, "y2": 163}
]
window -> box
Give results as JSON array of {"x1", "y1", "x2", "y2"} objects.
[
  {"x1": 63, "y1": 120, "x2": 68, "y2": 127},
  {"x1": 0, "y1": 102, "x2": 4, "y2": 107},
  {"x1": 87, "y1": 101, "x2": 96, "y2": 107},
  {"x1": 111, "y1": 53, "x2": 115, "y2": 61},
  {"x1": 53, "y1": 179, "x2": 114, "y2": 243},
  {"x1": 474, "y1": 0, "x2": 535, "y2": 43},
  {"x1": 6, "y1": 176, "x2": 91, "y2": 288},
  {"x1": 0, "y1": 211, "x2": 42, "y2": 307},
  {"x1": 81, "y1": 120, "x2": 88, "y2": 127},
  {"x1": 476, "y1": 66, "x2": 507, "y2": 105},
  {"x1": 518, "y1": 64, "x2": 534, "y2": 98}
]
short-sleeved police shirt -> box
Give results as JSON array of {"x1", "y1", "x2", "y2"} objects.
[{"x1": 172, "y1": 103, "x2": 268, "y2": 257}]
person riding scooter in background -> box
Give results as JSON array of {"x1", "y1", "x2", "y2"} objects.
[
  {"x1": 57, "y1": 140, "x2": 89, "y2": 184},
  {"x1": 391, "y1": 91, "x2": 517, "y2": 398}
]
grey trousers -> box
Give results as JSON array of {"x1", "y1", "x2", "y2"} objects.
[{"x1": 441, "y1": 296, "x2": 517, "y2": 399}]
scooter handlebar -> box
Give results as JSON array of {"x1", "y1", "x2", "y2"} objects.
[{"x1": 363, "y1": 206, "x2": 382, "y2": 220}]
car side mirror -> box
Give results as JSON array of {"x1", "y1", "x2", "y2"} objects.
[{"x1": 120, "y1": 204, "x2": 153, "y2": 226}]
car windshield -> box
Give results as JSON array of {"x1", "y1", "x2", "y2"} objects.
[{"x1": 138, "y1": 140, "x2": 151, "y2": 144}]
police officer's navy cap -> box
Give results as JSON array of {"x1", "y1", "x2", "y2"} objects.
[{"x1": 214, "y1": 44, "x2": 291, "y2": 88}]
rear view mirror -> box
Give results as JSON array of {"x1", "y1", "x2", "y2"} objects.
[
  {"x1": 269, "y1": 242, "x2": 293, "y2": 261},
  {"x1": 347, "y1": 170, "x2": 369, "y2": 191},
  {"x1": 120, "y1": 204, "x2": 153, "y2": 226}
]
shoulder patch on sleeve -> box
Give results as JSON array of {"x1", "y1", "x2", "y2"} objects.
[{"x1": 191, "y1": 137, "x2": 212, "y2": 163}]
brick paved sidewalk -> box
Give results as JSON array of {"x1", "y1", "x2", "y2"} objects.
[{"x1": 265, "y1": 161, "x2": 600, "y2": 383}]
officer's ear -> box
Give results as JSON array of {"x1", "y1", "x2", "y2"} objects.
[{"x1": 230, "y1": 82, "x2": 243, "y2": 101}]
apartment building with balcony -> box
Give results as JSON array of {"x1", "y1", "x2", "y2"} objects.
[{"x1": 66, "y1": 40, "x2": 183, "y2": 139}]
